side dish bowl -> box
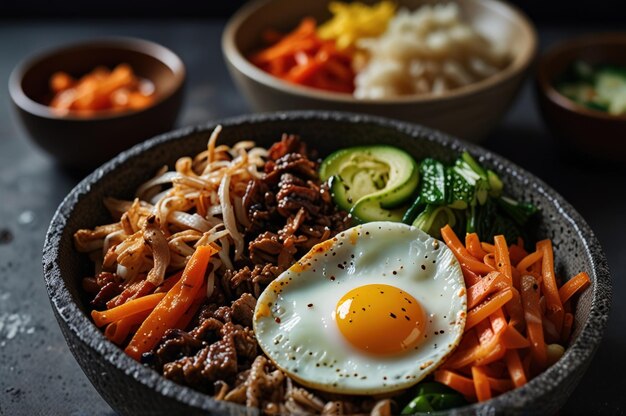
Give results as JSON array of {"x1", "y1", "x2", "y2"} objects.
[
  {"x1": 535, "y1": 33, "x2": 626, "y2": 161},
  {"x1": 9, "y1": 37, "x2": 185, "y2": 169},
  {"x1": 222, "y1": 0, "x2": 537, "y2": 142},
  {"x1": 43, "y1": 111, "x2": 610, "y2": 415}
]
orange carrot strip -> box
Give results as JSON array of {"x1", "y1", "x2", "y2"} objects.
[
  {"x1": 91, "y1": 292, "x2": 166, "y2": 327},
  {"x1": 505, "y1": 287, "x2": 526, "y2": 330},
  {"x1": 441, "y1": 225, "x2": 494, "y2": 275},
  {"x1": 466, "y1": 233, "x2": 487, "y2": 260},
  {"x1": 435, "y1": 370, "x2": 476, "y2": 397},
  {"x1": 125, "y1": 245, "x2": 217, "y2": 361},
  {"x1": 483, "y1": 253, "x2": 496, "y2": 269},
  {"x1": 174, "y1": 283, "x2": 207, "y2": 331},
  {"x1": 472, "y1": 366, "x2": 492, "y2": 402},
  {"x1": 559, "y1": 272, "x2": 591, "y2": 305},
  {"x1": 509, "y1": 243, "x2": 528, "y2": 267},
  {"x1": 537, "y1": 240, "x2": 564, "y2": 333},
  {"x1": 501, "y1": 324, "x2": 530, "y2": 349},
  {"x1": 155, "y1": 271, "x2": 183, "y2": 293},
  {"x1": 475, "y1": 340, "x2": 506, "y2": 367},
  {"x1": 481, "y1": 242, "x2": 495, "y2": 253},
  {"x1": 107, "y1": 279, "x2": 155, "y2": 309},
  {"x1": 505, "y1": 349, "x2": 527, "y2": 387},
  {"x1": 104, "y1": 309, "x2": 150, "y2": 346},
  {"x1": 489, "y1": 308, "x2": 507, "y2": 336},
  {"x1": 443, "y1": 330, "x2": 482, "y2": 369},
  {"x1": 561, "y1": 312, "x2": 574, "y2": 344},
  {"x1": 476, "y1": 319, "x2": 495, "y2": 346},
  {"x1": 516, "y1": 250, "x2": 543, "y2": 274},
  {"x1": 465, "y1": 289, "x2": 513, "y2": 331},
  {"x1": 467, "y1": 271, "x2": 508, "y2": 309},
  {"x1": 487, "y1": 377, "x2": 514, "y2": 393},
  {"x1": 462, "y1": 267, "x2": 481, "y2": 287},
  {"x1": 494, "y1": 235, "x2": 513, "y2": 285},
  {"x1": 520, "y1": 274, "x2": 548, "y2": 370}
]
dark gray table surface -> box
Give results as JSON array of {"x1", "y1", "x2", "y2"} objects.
[{"x1": 0, "y1": 19, "x2": 623, "y2": 416}]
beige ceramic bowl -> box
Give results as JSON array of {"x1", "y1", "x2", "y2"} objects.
[{"x1": 222, "y1": 0, "x2": 537, "y2": 142}]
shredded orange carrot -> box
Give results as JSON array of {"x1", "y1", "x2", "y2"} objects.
[
  {"x1": 435, "y1": 370, "x2": 476, "y2": 397},
  {"x1": 559, "y1": 272, "x2": 591, "y2": 304},
  {"x1": 155, "y1": 271, "x2": 183, "y2": 293},
  {"x1": 91, "y1": 292, "x2": 166, "y2": 327},
  {"x1": 520, "y1": 274, "x2": 547, "y2": 370},
  {"x1": 249, "y1": 18, "x2": 355, "y2": 93},
  {"x1": 467, "y1": 271, "x2": 508, "y2": 309},
  {"x1": 125, "y1": 244, "x2": 218, "y2": 361},
  {"x1": 438, "y1": 226, "x2": 588, "y2": 403},
  {"x1": 104, "y1": 310, "x2": 151, "y2": 346},
  {"x1": 537, "y1": 240, "x2": 564, "y2": 333},
  {"x1": 494, "y1": 235, "x2": 513, "y2": 285},
  {"x1": 175, "y1": 283, "x2": 208, "y2": 331},
  {"x1": 472, "y1": 366, "x2": 492, "y2": 401},
  {"x1": 442, "y1": 225, "x2": 494, "y2": 275},
  {"x1": 465, "y1": 288, "x2": 513, "y2": 331},
  {"x1": 505, "y1": 349, "x2": 527, "y2": 387},
  {"x1": 466, "y1": 233, "x2": 487, "y2": 260}
]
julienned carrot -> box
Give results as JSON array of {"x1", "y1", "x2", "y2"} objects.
[
  {"x1": 501, "y1": 324, "x2": 530, "y2": 349},
  {"x1": 504, "y1": 287, "x2": 525, "y2": 330},
  {"x1": 155, "y1": 270, "x2": 183, "y2": 293},
  {"x1": 494, "y1": 235, "x2": 513, "y2": 285},
  {"x1": 472, "y1": 366, "x2": 492, "y2": 402},
  {"x1": 439, "y1": 226, "x2": 588, "y2": 404},
  {"x1": 175, "y1": 283, "x2": 207, "y2": 331},
  {"x1": 516, "y1": 250, "x2": 542, "y2": 275},
  {"x1": 91, "y1": 292, "x2": 166, "y2": 327},
  {"x1": 537, "y1": 240, "x2": 564, "y2": 332},
  {"x1": 520, "y1": 274, "x2": 547, "y2": 370},
  {"x1": 104, "y1": 309, "x2": 151, "y2": 346},
  {"x1": 466, "y1": 233, "x2": 487, "y2": 260},
  {"x1": 505, "y1": 349, "x2": 527, "y2": 387},
  {"x1": 125, "y1": 244, "x2": 217, "y2": 361},
  {"x1": 465, "y1": 288, "x2": 513, "y2": 331},
  {"x1": 462, "y1": 267, "x2": 481, "y2": 287},
  {"x1": 435, "y1": 370, "x2": 476, "y2": 397},
  {"x1": 441, "y1": 225, "x2": 494, "y2": 275},
  {"x1": 466, "y1": 271, "x2": 508, "y2": 309},
  {"x1": 559, "y1": 272, "x2": 591, "y2": 304}
]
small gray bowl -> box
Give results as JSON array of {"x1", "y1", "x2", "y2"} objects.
[{"x1": 43, "y1": 111, "x2": 610, "y2": 415}]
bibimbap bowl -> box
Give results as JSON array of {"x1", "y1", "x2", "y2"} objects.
[{"x1": 43, "y1": 111, "x2": 610, "y2": 415}]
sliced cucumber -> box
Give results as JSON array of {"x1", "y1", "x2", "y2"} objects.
[{"x1": 320, "y1": 145, "x2": 419, "y2": 221}]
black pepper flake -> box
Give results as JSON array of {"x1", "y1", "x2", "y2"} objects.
[
  {"x1": 533, "y1": 283, "x2": 538, "y2": 290},
  {"x1": 307, "y1": 303, "x2": 313, "y2": 308},
  {"x1": 330, "y1": 276, "x2": 336, "y2": 281},
  {"x1": 338, "y1": 264, "x2": 345, "y2": 269},
  {"x1": 392, "y1": 271, "x2": 397, "y2": 275},
  {"x1": 421, "y1": 265, "x2": 426, "y2": 270},
  {"x1": 390, "y1": 313, "x2": 397, "y2": 319},
  {"x1": 401, "y1": 308, "x2": 406, "y2": 312},
  {"x1": 274, "y1": 317, "x2": 281, "y2": 323},
  {"x1": 405, "y1": 315, "x2": 410, "y2": 321},
  {"x1": 404, "y1": 297, "x2": 412, "y2": 304}
]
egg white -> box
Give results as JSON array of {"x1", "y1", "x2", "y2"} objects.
[{"x1": 253, "y1": 221, "x2": 467, "y2": 395}]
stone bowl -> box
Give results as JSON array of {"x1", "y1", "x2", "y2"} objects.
[{"x1": 43, "y1": 111, "x2": 611, "y2": 415}]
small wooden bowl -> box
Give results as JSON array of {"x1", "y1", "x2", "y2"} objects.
[
  {"x1": 222, "y1": 0, "x2": 537, "y2": 142},
  {"x1": 536, "y1": 33, "x2": 626, "y2": 161},
  {"x1": 9, "y1": 37, "x2": 185, "y2": 169}
]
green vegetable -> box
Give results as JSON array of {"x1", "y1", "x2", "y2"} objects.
[
  {"x1": 320, "y1": 145, "x2": 419, "y2": 222},
  {"x1": 412, "y1": 205, "x2": 456, "y2": 239},
  {"x1": 557, "y1": 60, "x2": 626, "y2": 116},
  {"x1": 401, "y1": 382, "x2": 467, "y2": 414},
  {"x1": 402, "y1": 159, "x2": 446, "y2": 224},
  {"x1": 497, "y1": 196, "x2": 538, "y2": 226}
]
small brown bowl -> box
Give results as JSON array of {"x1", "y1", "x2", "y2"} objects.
[
  {"x1": 9, "y1": 37, "x2": 186, "y2": 169},
  {"x1": 536, "y1": 33, "x2": 626, "y2": 161},
  {"x1": 222, "y1": 0, "x2": 537, "y2": 142}
]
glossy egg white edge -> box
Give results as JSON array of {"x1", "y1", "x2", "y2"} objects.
[{"x1": 253, "y1": 221, "x2": 467, "y2": 395}]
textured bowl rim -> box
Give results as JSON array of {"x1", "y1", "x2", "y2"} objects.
[
  {"x1": 43, "y1": 111, "x2": 611, "y2": 414},
  {"x1": 536, "y1": 32, "x2": 626, "y2": 122},
  {"x1": 8, "y1": 36, "x2": 186, "y2": 121},
  {"x1": 222, "y1": 0, "x2": 538, "y2": 104}
]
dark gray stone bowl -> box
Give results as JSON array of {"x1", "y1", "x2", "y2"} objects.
[{"x1": 43, "y1": 111, "x2": 611, "y2": 415}]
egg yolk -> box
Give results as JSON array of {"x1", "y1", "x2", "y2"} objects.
[{"x1": 334, "y1": 284, "x2": 426, "y2": 356}]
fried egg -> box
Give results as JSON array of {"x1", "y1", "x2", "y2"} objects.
[{"x1": 253, "y1": 221, "x2": 466, "y2": 395}]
